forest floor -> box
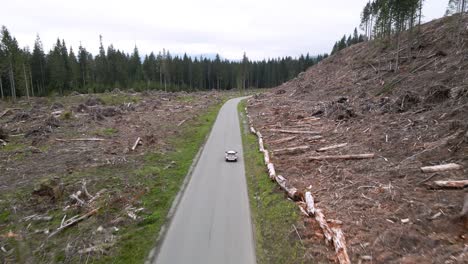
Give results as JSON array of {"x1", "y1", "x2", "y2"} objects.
[
  {"x1": 247, "y1": 15, "x2": 468, "y2": 263},
  {"x1": 0, "y1": 90, "x2": 229, "y2": 263}
]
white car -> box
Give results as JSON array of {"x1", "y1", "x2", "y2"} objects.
[{"x1": 225, "y1": 150, "x2": 238, "y2": 162}]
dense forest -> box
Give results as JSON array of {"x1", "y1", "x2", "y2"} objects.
[{"x1": 0, "y1": 28, "x2": 327, "y2": 99}]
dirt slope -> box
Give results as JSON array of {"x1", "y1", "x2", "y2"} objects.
[{"x1": 247, "y1": 15, "x2": 468, "y2": 263}]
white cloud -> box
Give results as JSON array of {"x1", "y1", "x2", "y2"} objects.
[{"x1": 3, "y1": 0, "x2": 447, "y2": 60}]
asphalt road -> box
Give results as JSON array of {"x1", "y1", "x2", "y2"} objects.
[{"x1": 154, "y1": 97, "x2": 256, "y2": 264}]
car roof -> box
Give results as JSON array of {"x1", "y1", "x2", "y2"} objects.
[{"x1": 226, "y1": 150, "x2": 236, "y2": 154}]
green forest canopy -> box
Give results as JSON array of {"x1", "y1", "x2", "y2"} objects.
[{"x1": 0, "y1": 28, "x2": 327, "y2": 98}]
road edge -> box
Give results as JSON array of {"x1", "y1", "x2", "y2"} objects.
[{"x1": 144, "y1": 100, "x2": 224, "y2": 264}]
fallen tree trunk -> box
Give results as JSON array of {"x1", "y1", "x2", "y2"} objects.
[
  {"x1": 433, "y1": 180, "x2": 468, "y2": 188},
  {"x1": 306, "y1": 135, "x2": 324, "y2": 141},
  {"x1": 270, "y1": 129, "x2": 321, "y2": 135},
  {"x1": 250, "y1": 126, "x2": 256, "y2": 134},
  {"x1": 309, "y1": 153, "x2": 375, "y2": 161},
  {"x1": 317, "y1": 143, "x2": 348, "y2": 152},
  {"x1": 421, "y1": 163, "x2": 463, "y2": 173},
  {"x1": 56, "y1": 138, "x2": 105, "y2": 142},
  {"x1": 269, "y1": 136, "x2": 297, "y2": 144},
  {"x1": 273, "y1": 145, "x2": 310, "y2": 155}
]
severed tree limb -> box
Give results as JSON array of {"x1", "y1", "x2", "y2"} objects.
[
  {"x1": 250, "y1": 126, "x2": 256, "y2": 134},
  {"x1": 70, "y1": 193, "x2": 86, "y2": 206},
  {"x1": 131, "y1": 137, "x2": 142, "y2": 151},
  {"x1": 421, "y1": 163, "x2": 463, "y2": 173},
  {"x1": 81, "y1": 180, "x2": 93, "y2": 200},
  {"x1": 270, "y1": 129, "x2": 321, "y2": 135},
  {"x1": 317, "y1": 143, "x2": 348, "y2": 152},
  {"x1": 433, "y1": 180, "x2": 468, "y2": 188},
  {"x1": 48, "y1": 208, "x2": 99, "y2": 238},
  {"x1": 309, "y1": 153, "x2": 375, "y2": 161},
  {"x1": 177, "y1": 119, "x2": 187, "y2": 127}
]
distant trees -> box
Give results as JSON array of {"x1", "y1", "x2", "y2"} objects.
[
  {"x1": 331, "y1": 27, "x2": 365, "y2": 55},
  {"x1": 359, "y1": 0, "x2": 424, "y2": 40},
  {"x1": 446, "y1": 0, "x2": 467, "y2": 15},
  {"x1": 0, "y1": 26, "x2": 328, "y2": 99}
]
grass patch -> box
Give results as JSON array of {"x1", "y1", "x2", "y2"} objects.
[
  {"x1": 94, "y1": 127, "x2": 119, "y2": 137},
  {"x1": 238, "y1": 100, "x2": 306, "y2": 264}
]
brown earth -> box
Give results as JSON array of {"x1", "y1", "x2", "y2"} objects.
[
  {"x1": 247, "y1": 15, "x2": 468, "y2": 263},
  {"x1": 0, "y1": 90, "x2": 223, "y2": 262}
]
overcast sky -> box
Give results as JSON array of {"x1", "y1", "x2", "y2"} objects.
[{"x1": 3, "y1": 0, "x2": 447, "y2": 60}]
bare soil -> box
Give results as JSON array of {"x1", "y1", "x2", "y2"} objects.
[
  {"x1": 0, "y1": 90, "x2": 223, "y2": 262},
  {"x1": 247, "y1": 15, "x2": 468, "y2": 263}
]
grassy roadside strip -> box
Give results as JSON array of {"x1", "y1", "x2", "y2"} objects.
[
  {"x1": 94, "y1": 100, "x2": 224, "y2": 263},
  {"x1": 238, "y1": 100, "x2": 306, "y2": 264}
]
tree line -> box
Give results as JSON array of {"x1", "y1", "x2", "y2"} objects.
[
  {"x1": 0, "y1": 26, "x2": 327, "y2": 100},
  {"x1": 331, "y1": 0, "x2": 466, "y2": 55}
]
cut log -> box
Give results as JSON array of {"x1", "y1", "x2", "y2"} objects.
[
  {"x1": 274, "y1": 175, "x2": 301, "y2": 200},
  {"x1": 269, "y1": 136, "x2": 297, "y2": 144},
  {"x1": 309, "y1": 153, "x2": 375, "y2": 161},
  {"x1": 250, "y1": 126, "x2": 256, "y2": 134},
  {"x1": 267, "y1": 163, "x2": 276, "y2": 179},
  {"x1": 275, "y1": 175, "x2": 287, "y2": 190},
  {"x1": 263, "y1": 150, "x2": 270, "y2": 164},
  {"x1": 314, "y1": 208, "x2": 333, "y2": 243},
  {"x1": 421, "y1": 163, "x2": 463, "y2": 173},
  {"x1": 273, "y1": 145, "x2": 310, "y2": 155},
  {"x1": 131, "y1": 137, "x2": 141, "y2": 151},
  {"x1": 256, "y1": 131, "x2": 263, "y2": 138},
  {"x1": 330, "y1": 225, "x2": 351, "y2": 264},
  {"x1": 56, "y1": 138, "x2": 105, "y2": 142},
  {"x1": 317, "y1": 143, "x2": 348, "y2": 152},
  {"x1": 305, "y1": 191, "x2": 315, "y2": 215},
  {"x1": 270, "y1": 129, "x2": 321, "y2": 135},
  {"x1": 303, "y1": 117, "x2": 321, "y2": 121},
  {"x1": 305, "y1": 135, "x2": 324, "y2": 141},
  {"x1": 258, "y1": 137, "x2": 265, "y2": 152},
  {"x1": 433, "y1": 180, "x2": 468, "y2": 188}
]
